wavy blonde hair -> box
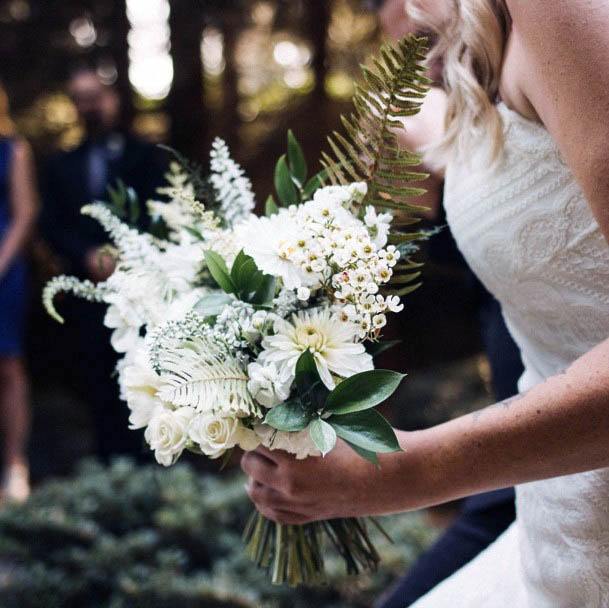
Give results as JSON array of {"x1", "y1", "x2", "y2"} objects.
[
  {"x1": 0, "y1": 81, "x2": 16, "y2": 137},
  {"x1": 406, "y1": 0, "x2": 511, "y2": 165}
]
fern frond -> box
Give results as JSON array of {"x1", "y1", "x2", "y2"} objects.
[
  {"x1": 156, "y1": 334, "x2": 259, "y2": 418},
  {"x1": 43, "y1": 275, "x2": 109, "y2": 324},
  {"x1": 322, "y1": 34, "x2": 431, "y2": 229}
]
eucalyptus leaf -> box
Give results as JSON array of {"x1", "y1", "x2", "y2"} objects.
[
  {"x1": 308, "y1": 418, "x2": 337, "y2": 456},
  {"x1": 204, "y1": 250, "x2": 235, "y2": 294},
  {"x1": 326, "y1": 370, "x2": 405, "y2": 415},
  {"x1": 264, "y1": 401, "x2": 312, "y2": 432},
  {"x1": 274, "y1": 154, "x2": 299, "y2": 206},
  {"x1": 194, "y1": 293, "x2": 233, "y2": 317},
  {"x1": 287, "y1": 130, "x2": 307, "y2": 185},
  {"x1": 329, "y1": 409, "x2": 401, "y2": 453}
]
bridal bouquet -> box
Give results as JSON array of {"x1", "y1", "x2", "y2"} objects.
[{"x1": 44, "y1": 36, "x2": 431, "y2": 585}]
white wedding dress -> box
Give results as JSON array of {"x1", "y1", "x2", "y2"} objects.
[{"x1": 412, "y1": 103, "x2": 609, "y2": 607}]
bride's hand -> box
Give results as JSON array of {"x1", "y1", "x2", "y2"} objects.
[{"x1": 241, "y1": 433, "x2": 420, "y2": 525}]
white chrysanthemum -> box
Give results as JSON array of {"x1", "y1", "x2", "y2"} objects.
[
  {"x1": 189, "y1": 413, "x2": 259, "y2": 459},
  {"x1": 247, "y1": 362, "x2": 292, "y2": 408},
  {"x1": 235, "y1": 211, "x2": 317, "y2": 290},
  {"x1": 258, "y1": 308, "x2": 373, "y2": 389},
  {"x1": 255, "y1": 425, "x2": 320, "y2": 460},
  {"x1": 145, "y1": 406, "x2": 195, "y2": 466}
]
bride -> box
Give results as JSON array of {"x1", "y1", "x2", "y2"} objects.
[{"x1": 241, "y1": 0, "x2": 609, "y2": 605}]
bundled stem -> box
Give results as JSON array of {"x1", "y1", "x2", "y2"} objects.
[{"x1": 243, "y1": 511, "x2": 383, "y2": 587}]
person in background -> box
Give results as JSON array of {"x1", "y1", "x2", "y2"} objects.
[
  {"x1": 0, "y1": 79, "x2": 39, "y2": 503},
  {"x1": 365, "y1": 1, "x2": 522, "y2": 605},
  {"x1": 42, "y1": 66, "x2": 167, "y2": 462}
]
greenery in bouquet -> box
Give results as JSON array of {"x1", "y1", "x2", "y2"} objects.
[{"x1": 43, "y1": 35, "x2": 433, "y2": 585}]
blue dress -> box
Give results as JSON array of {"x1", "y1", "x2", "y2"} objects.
[{"x1": 0, "y1": 138, "x2": 26, "y2": 356}]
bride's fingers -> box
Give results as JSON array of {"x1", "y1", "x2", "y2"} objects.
[{"x1": 241, "y1": 451, "x2": 277, "y2": 486}]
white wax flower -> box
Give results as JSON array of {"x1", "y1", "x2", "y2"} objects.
[{"x1": 145, "y1": 406, "x2": 195, "y2": 466}]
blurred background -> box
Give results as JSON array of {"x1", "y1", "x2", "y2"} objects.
[{"x1": 0, "y1": 1, "x2": 507, "y2": 606}]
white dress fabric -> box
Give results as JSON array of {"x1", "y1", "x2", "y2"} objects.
[{"x1": 412, "y1": 103, "x2": 609, "y2": 607}]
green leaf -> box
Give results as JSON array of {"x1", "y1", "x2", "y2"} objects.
[
  {"x1": 367, "y1": 340, "x2": 401, "y2": 358},
  {"x1": 302, "y1": 169, "x2": 329, "y2": 200},
  {"x1": 264, "y1": 401, "x2": 312, "y2": 432},
  {"x1": 231, "y1": 250, "x2": 263, "y2": 296},
  {"x1": 265, "y1": 195, "x2": 279, "y2": 217},
  {"x1": 250, "y1": 274, "x2": 276, "y2": 306},
  {"x1": 294, "y1": 350, "x2": 320, "y2": 393},
  {"x1": 194, "y1": 293, "x2": 233, "y2": 317},
  {"x1": 326, "y1": 370, "x2": 405, "y2": 415},
  {"x1": 287, "y1": 130, "x2": 307, "y2": 185},
  {"x1": 345, "y1": 440, "x2": 379, "y2": 465},
  {"x1": 308, "y1": 418, "x2": 337, "y2": 456},
  {"x1": 204, "y1": 250, "x2": 235, "y2": 294},
  {"x1": 329, "y1": 409, "x2": 401, "y2": 453},
  {"x1": 183, "y1": 226, "x2": 205, "y2": 241},
  {"x1": 274, "y1": 154, "x2": 299, "y2": 206}
]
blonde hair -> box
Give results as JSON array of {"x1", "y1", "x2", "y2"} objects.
[
  {"x1": 406, "y1": 0, "x2": 511, "y2": 165},
  {"x1": 0, "y1": 81, "x2": 16, "y2": 137}
]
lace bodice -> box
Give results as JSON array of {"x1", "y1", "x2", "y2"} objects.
[
  {"x1": 413, "y1": 103, "x2": 609, "y2": 607},
  {"x1": 444, "y1": 102, "x2": 609, "y2": 392}
]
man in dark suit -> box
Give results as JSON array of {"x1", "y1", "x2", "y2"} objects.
[{"x1": 42, "y1": 67, "x2": 167, "y2": 461}]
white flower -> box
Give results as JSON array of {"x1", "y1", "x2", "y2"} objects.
[
  {"x1": 189, "y1": 413, "x2": 236, "y2": 459},
  {"x1": 121, "y1": 345, "x2": 164, "y2": 429},
  {"x1": 247, "y1": 362, "x2": 292, "y2": 408},
  {"x1": 235, "y1": 211, "x2": 316, "y2": 290},
  {"x1": 145, "y1": 406, "x2": 195, "y2": 466},
  {"x1": 386, "y1": 295, "x2": 404, "y2": 313},
  {"x1": 258, "y1": 308, "x2": 373, "y2": 390},
  {"x1": 296, "y1": 286, "x2": 311, "y2": 301},
  {"x1": 255, "y1": 425, "x2": 320, "y2": 460},
  {"x1": 364, "y1": 206, "x2": 392, "y2": 248}
]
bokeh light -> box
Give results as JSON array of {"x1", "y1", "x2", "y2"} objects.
[{"x1": 126, "y1": 0, "x2": 173, "y2": 100}]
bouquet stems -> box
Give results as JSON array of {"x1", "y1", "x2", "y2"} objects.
[{"x1": 243, "y1": 510, "x2": 383, "y2": 586}]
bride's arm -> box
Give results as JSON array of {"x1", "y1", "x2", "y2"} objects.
[
  {"x1": 242, "y1": 337, "x2": 609, "y2": 524},
  {"x1": 506, "y1": 0, "x2": 609, "y2": 241}
]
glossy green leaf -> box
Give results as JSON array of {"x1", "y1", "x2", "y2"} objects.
[
  {"x1": 264, "y1": 401, "x2": 312, "y2": 432},
  {"x1": 326, "y1": 370, "x2": 405, "y2": 415},
  {"x1": 329, "y1": 409, "x2": 401, "y2": 453},
  {"x1": 345, "y1": 440, "x2": 379, "y2": 465},
  {"x1": 287, "y1": 130, "x2": 307, "y2": 185},
  {"x1": 274, "y1": 154, "x2": 299, "y2": 206},
  {"x1": 204, "y1": 250, "x2": 235, "y2": 294},
  {"x1": 308, "y1": 418, "x2": 337, "y2": 456},
  {"x1": 231, "y1": 250, "x2": 262, "y2": 296},
  {"x1": 367, "y1": 340, "x2": 402, "y2": 358},
  {"x1": 302, "y1": 168, "x2": 329, "y2": 200},
  {"x1": 250, "y1": 274, "x2": 276, "y2": 305}
]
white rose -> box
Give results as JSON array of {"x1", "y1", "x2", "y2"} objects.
[
  {"x1": 189, "y1": 413, "x2": 243, "y2": 459},
  {"x1": 144, "y1": 407, "x2": 195, "y2": 466},
  {"x1": 247, "y1": 362, "x2": 291, "y2": 408}
]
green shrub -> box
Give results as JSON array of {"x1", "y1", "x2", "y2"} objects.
[{"x1": 0, "y1": 460, "x2": 435, "y2": 607}]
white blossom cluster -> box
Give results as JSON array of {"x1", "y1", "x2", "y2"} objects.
[{"x1": 236, "y1": 183, "x2": 404, "y2": 339}]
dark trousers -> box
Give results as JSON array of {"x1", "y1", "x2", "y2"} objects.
[
  {"x1": 67, "y1": 300, "x2": 145, "y2": 462},
  {"x1": 376, "y1": 294, "x2": 523, "y2": 608}
]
